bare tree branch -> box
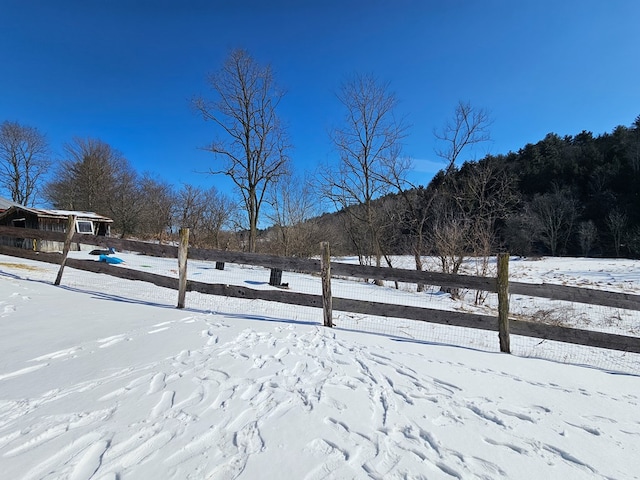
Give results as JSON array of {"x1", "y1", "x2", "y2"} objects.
[{"x1": 434, "y1": 100, "x2": 492, "y2": 173}]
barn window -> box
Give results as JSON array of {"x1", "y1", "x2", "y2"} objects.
[{"x1": 75, "y1": 220, "x2": 94, "y2": 234}]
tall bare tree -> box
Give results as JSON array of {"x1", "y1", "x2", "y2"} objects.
[
  {"x1": 0, "y1": 121, "x2": 50, "y2": 206},
  {"x1": 321, "y1": 73, "x2": 407, "y2": 272},
  {"x1": 429, "y1": 101, "x2": 493, "y2": 279},
  {"x1": 193, "y1": 49, "x2": 290, "y2": 252}
]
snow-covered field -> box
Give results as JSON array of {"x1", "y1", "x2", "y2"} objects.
[{"x1": 0, "y1": 253, "x2": 639, "y2": 479}]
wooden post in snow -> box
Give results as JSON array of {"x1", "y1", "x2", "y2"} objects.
[
  {"x1": 497, "y1": 252, "x2": 510, "y2": 353},
  {"x1": 54, "y1": 215, "x2": 77, "y2": 286},
  {"x1": 177, "y1": 227, "x2": 189, "y2": 309},
  {"x1": 320, "y1": 241, "x2": 333, "y2": 328}
]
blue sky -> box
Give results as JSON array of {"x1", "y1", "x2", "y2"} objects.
[{"x1": 1, "y1": 0, "x2": 639, "y2": 204}]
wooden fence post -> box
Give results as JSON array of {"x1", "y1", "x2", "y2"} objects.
[
  {"x1": 177, "y1": 227, "x2": 189, "y2": 309},
  {"x1": 497, "y1": 252, "x2": 510, "y2": 353},
  {"x1": 320, "y1": 242, "x2": 333, "y2": 327},
  {"x1": 54, "y1": 215, "x2": 77, "y2": 286}
]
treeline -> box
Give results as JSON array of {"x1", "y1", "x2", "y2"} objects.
[
  {"x1": 313, "y1": 116, "x2": 640, "y2": 262},
  {"x1": 0, "y1": 121, "x2": 321, "y2": 253},
  {"x1": 43, "y1": 137, "x2": 240, "y2": 249},
  {"x1": 2, "y1": 46, "x2": 639, "y2": 263},
  {"x1": 2, "y1": 116, "x2": 640, "y2": 262}
]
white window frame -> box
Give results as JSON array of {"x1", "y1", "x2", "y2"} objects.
[{"x1": 75, "y1": 219, "x2": 95, "y2": 235}]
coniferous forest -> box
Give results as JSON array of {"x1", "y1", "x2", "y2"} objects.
[{"x1": 451, "y1": 117, "x2": 640, "y2": 258}]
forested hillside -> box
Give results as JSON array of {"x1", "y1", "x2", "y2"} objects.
[
  {"x1": 310, "y1": 116, "x2": 640, "y2": 261},
  {"x1": 3, "y1": 114, "x2": 638, "y2": 262},
  {"x1": 500, "y1": 118, "x2": 640, "y2": 257}
]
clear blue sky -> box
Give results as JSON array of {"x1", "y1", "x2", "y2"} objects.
[{"x1": 1, "y1": 0, "x2": 639, "y2": 204}]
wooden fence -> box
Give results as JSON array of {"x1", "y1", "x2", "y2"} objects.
[{"x1": 1, "y1": 221, "x2": 640, "y2": 356}]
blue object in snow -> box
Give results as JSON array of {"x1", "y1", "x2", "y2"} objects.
[{"x1": 98, "y1": 254, "x2": 124, "y2": 264}]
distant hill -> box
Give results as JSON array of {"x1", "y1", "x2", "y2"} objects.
[{"x1": 273, "y1": 115, "x2": 640, "y2": 259}]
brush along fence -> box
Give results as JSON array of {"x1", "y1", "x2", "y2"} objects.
[{"x1": 1, "y1": 220, "x2": 639, "y2": 357}]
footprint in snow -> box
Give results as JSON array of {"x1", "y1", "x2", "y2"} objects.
[
  {"x1": 150, "y1": 391, "x2": 175, "y2": 418},
  {"x1": 147, "y1": 373, "x2": 166, "y2": 394},
  {"x1": 0, "y1": 363, "x2": 48, "y2": 382}
]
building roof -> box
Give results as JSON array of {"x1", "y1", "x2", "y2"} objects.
[
  {"x1": 0, "y1": 205, "x2": 113, "y2": 223},
  {"x1": 0, "y1": 197, "x2": 20, "y2": 211}
]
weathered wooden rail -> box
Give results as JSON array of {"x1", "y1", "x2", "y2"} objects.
[{"x1": 1, "y1": 223, "x2": 639, "y2": 355}]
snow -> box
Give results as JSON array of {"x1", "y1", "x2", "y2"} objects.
[{"x1": 0, "y1": 253, "x2": 639, "y2": 479}]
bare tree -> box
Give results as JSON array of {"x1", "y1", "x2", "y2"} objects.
[
  {"x1": 428, "y1": 102, "x2": 493, "y2": 280},
  {"x1": 578, "y1": 220, "x2": 598, "y2": 256},
  {"x1": 0, "y1": 121, "x2": 50, "y2": 206},
  {"x1": 199, "y1": 187, "x2": 234, "y2": 249},
  {"x1": 425, "y1": 161, "x2": 517, "y2": 301},
  {"x1": 434, "y1": 100, "x2": 492, "y2": 173},
  {"x1": 138, "y1": 175, "x2": 176, "y2": 242},
  {"x1": 431, "y1": 209, "x2": 469, "y2": 278},
  {"x1": 321, "y1": 73, "x2": 407, "y2": 274},
  {"x1": 45, "y1": 137, "x2": 125, "y2": 215},
  {"x1": 175, "y1": 184, "x2": 208, "y2": 245},
  {"x1": 44, "y1": 137, "x2": 144, "y2": 237},
  {"x1": 462, "y1": 160, "x2": 518, "y2": 247},
  {"x1": 175, "y1": 184, "x2": 233, "y2": 248},
  {"x1": 606, "y1": 209, "x2": 627, "y2": 257},
  {"x1": 267, "y1": 173, "x2": 321, "y2": 257},
  {"x1": 193, "y1": 49, "x2": 290, "y2": 252},
  {"x1": 531, "y1": 186, "x2": 579, "y2": 256},
  {"x1": 106, "y1": 162, "x2": 143, "y2": 238},
  {"x1": 381, "y1": 154, "x2": 435, "y2": 287}
]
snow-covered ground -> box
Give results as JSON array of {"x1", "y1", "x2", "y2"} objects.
[{"x1": 0, "y1": 253, "x2": 639, "y2": 479}]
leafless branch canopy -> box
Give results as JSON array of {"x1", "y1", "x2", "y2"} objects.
[
  {"x1": 192, "y1": 49, "x2": 290, "y2": 252},
  {"x1": 0, "y1": 121, "x2": 50, "y2": 206},
  {"x1": 323, "y1": 74, "x2": 408, "y2": 209},
  {"x1": 321, "y1": 73, "x2": 408, "y2": 266},
  {"x1": 434, "y1": 100, "x2": 492, "y2": 173}
]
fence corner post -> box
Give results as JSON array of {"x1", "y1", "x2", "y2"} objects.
[
  {"x1": 177, "y1": 227, "x2": 190, "y2": 309},
  {"x1": 320, "y1": 241, "x2": 333, "y2": 328},
  {"x1": 54, "y1": 214, "x2": 77, "y2": 286},
  {"x1": 497, "y1": 252, "x2": 510, "y2": 353}
]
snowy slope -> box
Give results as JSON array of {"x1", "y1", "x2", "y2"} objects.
[{"x1": 0, "y1": 255, "x2": 639, "y2": 479}]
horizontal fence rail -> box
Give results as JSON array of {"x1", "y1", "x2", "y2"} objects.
[
  {"x1": 509, "y1": 280, "x2": 640, "y2": 311},
  {"x1": 1, "y1": 224, "x2": 640, "y2": 357}
]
